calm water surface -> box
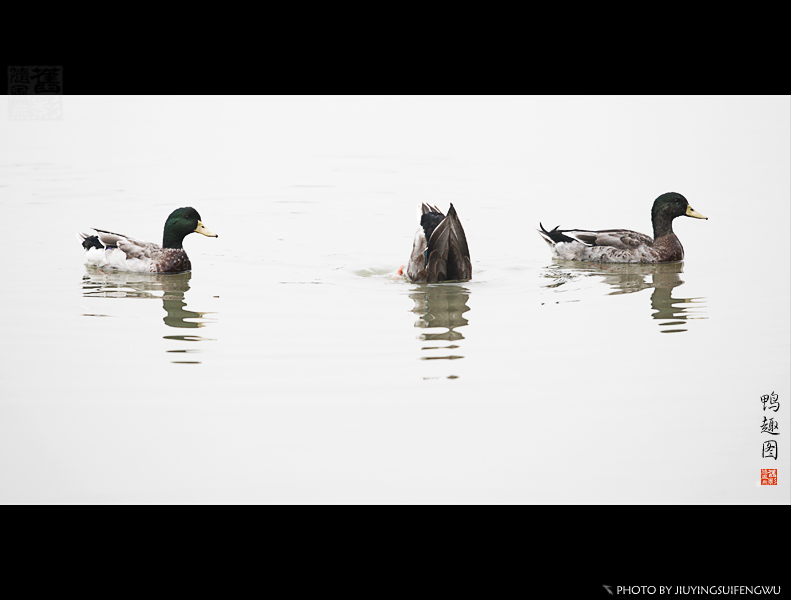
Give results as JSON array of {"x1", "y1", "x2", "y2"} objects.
[{"x1": 1, "y1": 97, "x2": 788, "y2": 503}]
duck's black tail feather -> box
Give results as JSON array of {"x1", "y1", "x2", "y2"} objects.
[
  {"x1": 78, "y1": 233, "x2": 103, "y2": 250},
  {"x1": 538, "y1": 222, "x2": 578, "y2": 244}
]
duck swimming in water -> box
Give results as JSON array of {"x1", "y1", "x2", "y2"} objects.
[
  {"x1": 538, "y1": 192, "x2": 706, "y2": 263},
  {"x1": 78, "y1": 206, "x2": 217, "y2": 273}
]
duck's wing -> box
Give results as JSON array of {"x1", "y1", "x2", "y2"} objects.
[
  {"x1": 92, "y1": 228, "x2": 149, "y2": 248},
  {"x1": 566, "y1": 228, "x2": 653, "y2": 249},
  {"x1": 116, "y1": 239, "x2": 161, "y2": 260},
  {"x1": 442, "y1": 203, "x2": 472, "y2": 280},
  {"x1": 538, "y1": 224, "x2": 652, "y2": 249},
  {"x1": 424, "y1": 203, "x2": 472, "y2": 282},
  {"x1": 78, "y1": 228, "x2": 160, "y2": 260}
]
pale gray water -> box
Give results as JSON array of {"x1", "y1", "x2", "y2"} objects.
[{"x1": 1, "y1": 96, "x2": 788, "y2": 504}]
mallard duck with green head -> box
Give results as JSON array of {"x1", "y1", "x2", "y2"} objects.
[
  {"x1": 401, "y1": 203, "x2": 472, "y2": 283},
  {"x1": 78, "y1": 207, "x2": 217, "y2": 273},
  {"x1": 538, "y1": 192, "x2": 707, "y2": 263}
]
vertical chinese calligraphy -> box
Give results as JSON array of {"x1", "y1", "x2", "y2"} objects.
[
  {"x1": 760, "y1": 416, "x2": 779, "y2": 435},
  {"x1": 761, "y1": 391, "x2": 780, "y2": 412},
  {"x1": 761, "y1": 440, "x2": 777, "y2": 460},
  {"x1": 7, "y1": 66, "x2": 63, "y2": 120},
  {"x1": 760, "y1": 392, "x2": 780, "y2": 484}
]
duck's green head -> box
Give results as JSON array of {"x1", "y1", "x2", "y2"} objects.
[
  {"x1": 163, "y1": 207, "x2": 218, "y2": 249},
  {"x1": 652, "y1": 192, "x2": 707, "y2": 225}
]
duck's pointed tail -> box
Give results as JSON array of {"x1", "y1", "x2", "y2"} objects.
[{"x1": 77, "y1": 231, "x2": 103, "y2": 250}]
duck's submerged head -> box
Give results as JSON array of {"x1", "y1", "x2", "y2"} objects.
[{"x1": 163, "y1": 207, "x2": 218, "y2": 249}]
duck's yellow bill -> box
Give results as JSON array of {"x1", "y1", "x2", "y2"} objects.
[
  {"x1": 686, "y1": 206, "x2": 707, "y2": 220},
  {"x1": 195, "y1": 221, "x2": 218, "y2": 237}
]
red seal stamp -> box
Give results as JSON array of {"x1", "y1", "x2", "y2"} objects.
[{"x1": 761, "y1": 469, "x2": 777, "y2": 485}]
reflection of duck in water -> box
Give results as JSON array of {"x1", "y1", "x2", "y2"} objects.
[
  {"x1": 542, "y1": 261, "x2": 705, "y2": 333},
  {"x1": 410, "y1": 284, "x2": 470, "y2": 379},
  {"x1": 78, "y1": 207, "x2": 217, "y2": 273},
  {"x1": 402, "y1": 204, "x2": 471, "y2": 283},
  {"x1": 545, "y1": 261, "x2": 683, "y2": 295},
  {"x1": 82, "y1": 271, "x2": 211, "y2": 329},
  {"x1": 538, "y1": 192, "x2": 707, "y2": 263},
  {"x1": 646, "y1": 268, "x2": 705, "y2": 333},
  {"x1": 410, "y1": 283, "x2": 470, "y2": 340}
]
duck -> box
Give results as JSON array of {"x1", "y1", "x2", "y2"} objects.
[
  {"x1": 403, "y1": 203, "x2": 472, "y2": 283},
  {"x1": 537, "y1": 192, "x2": 707, "y2": 263},
  {"x1": 78, "y1": 207, "x2": 218, "y2": 273}
]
